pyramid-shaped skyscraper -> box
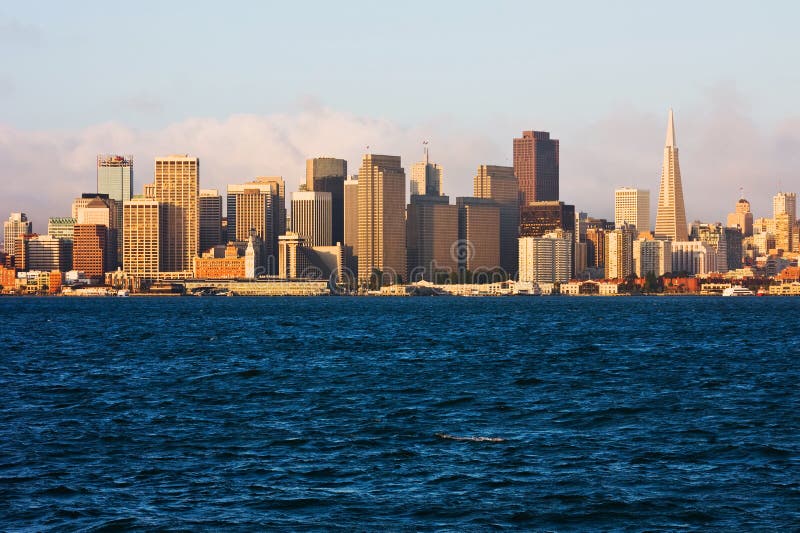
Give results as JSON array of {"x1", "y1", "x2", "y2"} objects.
[{"x1": 654, "y1": 109, "x2": 688, "y2": 241}]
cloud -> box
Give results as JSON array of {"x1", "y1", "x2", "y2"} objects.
[
  {"x1": 0, "y1": 17, "x2": 42, "y2": 46},
  {"x1": 0, "y1": 95, "x2": 797, "y2": 239}
]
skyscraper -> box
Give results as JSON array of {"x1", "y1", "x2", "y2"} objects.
[
  {"x1": 3, "y1": 213, "x2": 32, "y2": 256},
  {"x1": 123, "y1": 197, "x2": 160, "y2": 279},
  {"x1": 410, "y1": 145, "x2": 443, "y2": 197},
  {"x1": 513, "y1": 130, "x2": 559, "y2": 205},
  {"x1": 227, "y1": 177, "x2": 286, "y2": 272},
  {"x1": 654, "y1": 110, "x2": 688, "y2": 241},
  {"x1": 199, "y1": 189, "x2": 223, "y2": 253},
  {"x1": 773, "y1": 191, "x2": 797, "y2": 221},
  {"x1": 614, "y1": 187, "x2": 650, "y2": 233},
  {"x1": 773, "y1": 192, "x2": 797, "y2": 251},
  {"x1": 632, "y1": 238, "x2": 672, "y2": 277},
  {"x1": 306, "y1": 158, "x2": 346, "y2": 245},
  {"x1": 474, "y1": 165, "x2": 518, "y2": 276},
  {"x1": 726, "y1": 197, "x2": 753, "y2": 237},
  {"x1": 357, "y1": 154, "x2": 406, "y2": 285},
  {"x1": 456, "y1": 197, "x2": 501, "y2": 274},
  {"x1": 518, "y1": 232, "x2": 572, "y2": 284},
  {"x1": 343, "y1": 175, "x2": 359, "y2": 274},
  {"x1": 75, "y1": 196, "x2": 117, "y2": 271},
  {"x1": 406, "y1": 195, "x2": 458, "y2": 282},
  {"x1": 73, "y1": 224, "x2": 110, "y2": 280},
  {"x1": 154, "y1": 155, "x2": 199, "y2": 272},
  {"x1": 291, "y1": 191, "x2": 333, "y2": 246},
  {"x1": 605, "y1": 223, "x2": 636, "y2": 279},
  {"x1": 97, "y1": 155, "x2": 133, "y2": 265}
]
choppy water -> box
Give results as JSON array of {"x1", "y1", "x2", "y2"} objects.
[{"x1": 1, "y1": 296, "x2": 799, "y2": 530}]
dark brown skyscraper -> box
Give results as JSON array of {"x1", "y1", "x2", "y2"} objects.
[
  {"x1": 306, "y1": 158, "x2": 347, "y2": 246},
  {"x1": 513, "y1": 130, "x2": 559, "y2": 205}
]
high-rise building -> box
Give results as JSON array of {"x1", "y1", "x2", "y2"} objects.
[
  {"x1": 154, "y1": 155, "x2": 199, "y2": 272},
  {"x1": 291, "y1": 191, "x2": 333, "y2": 246},
  {"x1": 773, "y1": 191, "x2": 797, "y2": 221},
  {"x1": 73, "y1": 224, "x2": 110, "y2": 280},
  {"x1": 726, "y1": 197, "x2": 754, "y2": 237},
  {"x1": 97, "y1": 154, "x2": 133, "y2": 264},
  {"x1": 3, "y1": 213, "x2": 32, "y2": 256},
  {"x1": 48, "y1": 217, "x2": 75, "y2": 269},
  {"x1": 123, "y1": 197, "x2": 160, "y2": 279},
  {"x1": 724, "y1": 227, "x2": 743, "y2": 271},
  {"x1": 585, "y1": 227, "x2": 606, "y2": 270},
  {"x1": 615, "y1": 187, "x2": 650, "y2": 233},
  {"x1": 227, "y1": 177, "x2": 285, "y2": 272},
  {"x1": 406, "y1": 195, "x2": 458, "y2": 282},
  {"x1": 654, "y1": 110, "x2": 688, "y2": 241},
  {"x1": 306, "y1": 158, "x2": 347, "y2": 245},
  {"x1": 474, "y1": 165, "x2": 518, "y2": 276},
  {"x1": 343, "y1": 175, "x2": 359, "y2": 275},
  {"x1": 75, "y1": 196, "x2": 117, "y2": 271},
  {"x1": 199, "y1": 189, "x2": 223, "y2": 253},
  {"x1": 513, "y1": 130, "x2": 559, "y2": 204},
  {"x1": 605, "y1": 223, "x2": 636, "y2": 279},
  {"x1": 518, "y1": 232, "x2": 572, "y2": 284},
  {"x1": 357, "y1": 154, "x2": 406, "y2": 285},
  {"x1": 691, "y1": 223, "x2": 728, "y2": 273},
  {"x1": 632, "y1": 238, "x2": 672, "y2": 277},
  {"x1": 671, "y1": 241, "x2": 716, "y2": 275},
  {"x1": 27, "y1": 235, "x2": 70, "y2": 272},
  {"x1": 519, "y1": 201, "x2": 576, "y2": 238},
  {"x1": 410, "y1": 145, "x2": 443, "y2": 197},
  {"x1": 773, "y1": 192, "x2": 797, "y2": 251},
  {"x1": 456, "y1": 197, "x2": 501, "y2": 274}
]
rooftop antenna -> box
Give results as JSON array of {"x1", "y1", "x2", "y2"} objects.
[
  {"x1": 423, "y1": 140, "x2": 429, "y2": 164},
  {"x1": 739, "y1": 186, "x2": 744, "y2": 200}
]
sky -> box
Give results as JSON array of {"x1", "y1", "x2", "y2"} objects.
[{"x1": 2, "y1": 0, "x2": 800, "y2": 230}]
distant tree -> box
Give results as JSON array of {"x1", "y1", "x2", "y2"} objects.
[{"x1": 644, "y1": 271, "x2": 659, "y2": 293}]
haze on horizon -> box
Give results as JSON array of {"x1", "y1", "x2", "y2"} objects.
[{"x1": 2, "y1": 1, "x2": 799, "y2": 228}]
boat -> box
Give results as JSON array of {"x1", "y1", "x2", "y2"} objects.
[
  {"x1": 116, "y1": 289, "x2": 130, "y2": 297},
  {"x1": 722, "y1": 286, "x2": 754, "y2": 297}
]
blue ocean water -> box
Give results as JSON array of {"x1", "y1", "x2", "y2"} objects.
[{"x1": 1, "y1": 296, "x2": 799, "y2": 530}]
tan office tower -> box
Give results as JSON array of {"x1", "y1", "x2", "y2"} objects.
[
  {"x1": 73, "y1": 224, "x2": 110, "y2": 280},
  {"x1": 406, "y1": 196, "x2": 458, "y2": 282},
  {"x1": 456, "y1": 197, "x2": 500, "y2": 273},
  {"x1": 344, "y1": 176, "x2": 359, "y2": 252},
  {"x1": 198, "y1": 189, "x2": 223, "y2": 254},
  {"x1": 513, "y1": 130, "x2": 559, "y2": 204},
  {"x1": 727, "y1": 197, "x2": 754, "y2": 237},
  {"x1": 357, "y1": 154, "x2": 406, "y2": 285},
  {"x1": 291, "y1": 191, "x2": 332, "y2": 246},
  {"x1": 410, "y1": 145, "x2": 443, "y2": 197},
  {"x1": 605, "y1": 223, "x2": 636, "y2": 279},
  {"x1": 654, "y1": 110, "x2": 688, "y2": 241},
  {"x1": 227, "y1": 177, "x2": 286, "y2": 273},
  {"x1": 773, "y1": 192, "x2": 797, "y2": 251},
  {"x1": 123, "y1": 197, "x2": 160, "y2": 278},
  {"x1": 474, "y1": 165, "x2": 518, "y2": 276},
  {"x1": 306, "y1": 158, "x2": 347, "y2": 245},
  {"x1": 3, "y1": 212, "x2": 32, "y2": 256},
  {"x1": 615, "y1": 187, "x2": 650, "y2": 233},
  {"x1": 154, "y1": 155, "x2": 199, "y2": 272}
]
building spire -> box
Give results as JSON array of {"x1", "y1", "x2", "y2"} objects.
[
  {"x1": 665, "y1": 108, "x2": 676, "y2": 148},
  {"x1": 423, "y1": 140, "x2": 429, "y2": 164}
]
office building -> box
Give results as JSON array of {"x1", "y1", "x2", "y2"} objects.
[
  {"x1": 474, "y1": 165, "x2": 518, "y2": 275},
  {"x1": 586, "y1": 227, "x2": 606, "y2": 270},
  {"x1": 605, "y1": 224, "x2": 636, "y2": 279},
  {"x1": 615, "y1": 187, "x2": 650, "y2": 233},
  {"x1": 306, "y1": 157, "x2": 347, "y2": 245},
  {"x1": 518, "y1": 232, "x2": 572, "y2": 284},
  {"x1": 406, "y1": 195, "x2": 458, "y2": 282},
  {"x1": 410, "y1": 145, "x2": 443, "y2": 197},
  {"x1": 154, "y1": 155, "x2": 199, "y2": 272},
  {"x1": 513, "y1": 130, "x2": 559, "y2": 204},
  {"x1": 519, "y1": 201, "x2": 575, "y2": 238},
  {"x1": 691, "y1": 223, "x2": 729, "y2": 273},
  {"x1": 773, "y1": 192, "x2": 797, "y2": 251},
  {"x1": 27, "y1": 235, "x2": 70, "y2": 272},
  {"x1": 278, "y1": 232, "x2": 350, "y2": 283},
  {"x1": 632, "y1": 238, "x2": 672, "y2": 277},
  {"x1": 198, "y1": 189, "x2": 223, "y2": 254},
  {"x1": 654, "y1": 110, "x2": 688, "y2": 241},
  {"x1": 671, "y1": 241, "x2": 716, "y2": 275},
  {"x1": 4, "y1": 213, "x2": 32, "y2": 257},
  {"x1": 123, "y1": 197, "x2": 160, "y2": 279},
  {"x1": 291, "y1": 190, "x2": 333, "y2": 246},
  {"x1": 48, "y1": 217, "x2": 75, "y2": 241},
  {"x1": 227, "y1": 177, "x2": 285, "y2": 272},
  {"x1": 97, "y1": 154, "x2": 133, "y2": 263},
  {"x1": 456, "y1": 197, "x2": 501, "y2": 274},
  {"x1": 357, "y1": 154, "x2": 406, "y2": 285},
  {"x1": 73, "y1": 224, "x2": 110, "y2": 280},
  {"x1": 726, "y1": 197, "x2": 754, "y2": 237}
]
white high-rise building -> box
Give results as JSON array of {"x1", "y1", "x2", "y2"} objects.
[
  {"x1": 604, "y1": 224, "x2": 636, "y2": 279},
  {"x1": 632, "y1": 239, "x2": 672, "y2": 277},
  {"x1": 3, "y1": 212, "x2": 32, "y2": 256},
  {"x1": 773, "y1": 191, "x2": 797, "y2": 221},
  {"x1": 615, "y1": 187, "x2": 650, "y2": 233},
  {"x1": 671, "y1": 241, "x2": 716, "y2": 275},
  {"x1": 518, "y1": 232, "x2": 572, "y2": 284},
  {"x1": 410, "y1": 144, "x2": 443, "y2": 197},
  {"x1": 291, "y1": 191, "x2": 332, "y2": 247}
]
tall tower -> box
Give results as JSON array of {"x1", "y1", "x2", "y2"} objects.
[
  {"x1": 513, "y1": 130, "x2": 559, "y2": 205},
  {"x1": 474, "y1": 165, "x2": 519, "y2": 276},
  {"x1": 727, "y1": 196, "x2": 753, "y2": 237},
  {"x1": 123, "y1": 197, "x2": 160, "y2": 279},
  {"x1": 410, "y1": 143, "x2": 443, "y2": 197},
  {"x1": 154, "y1": 155, "x2": 199, "y2": 272},
  {"x1": 306, "y1": 158, "x2": 346, "y2": 245},
  {"x1": 227, "y1": 177, "x2": 285, "y2": 272},
  {"x1": 198, "y1": 189, "x2": 223, "y2": 253},
  {"x1": 654, "y1": 110, "x2": 688, "y2": 241},
  {"x1": 97, "y1": 155, "x2": 133, "y2": 264},
  {"x1": 291, "y1": 191, "x2": 332, "y2": 246},
  {"x1": 3, "y1": 213, "x2": 32, "y2": 256},
  {"x1": 357, "y1": 154, "x2": 406, "y2": 285},
  {"x1": 614, "y1": 187, "x2": 650, "y2": 233}
]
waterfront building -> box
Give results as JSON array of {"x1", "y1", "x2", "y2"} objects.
[
  {"x1": 518, "y1": 232, "x2": 572, "y2": 284},
  {"x1": 726, "y1": 197, "x2": 754, "y2": 237},
  {"x1": 73, "y1": 224, "x2": 111, "y2": 280},
  {"x1": 615, "y1": 187, "x2": 650, "y2": 233},
  {"x1": 291, "y1": 190, "x2": 333, "y2": 246},
  {"x1": 278, "y1": 232, "x2": 350, "y2": 283},
  {"x1": 456, "y1": 197, "x2": 501, "y2": 274},
  {"x1": 357, "y1": 154, "x2": 406, "y2": 285},
  {"x1": 513, "y1": 130, "x2": 559, "y2": 204},
  {"x1": 193, "y1": 244, "x2": 245, "y2": 279},
  {"x1": 632, "y1": 237, "x2": 672, "y2": 277},
  {"x1": 406, "y1": 195, "x2": 458, "y2": 282},
  {"x1": 227, "y1": 177, "x2": 285, "y2": 272},
  {"x1": 671, "y1": 241, "x2": 716, "y2": 275},
  {"x1": 410, "y1": 145, "x2": 443, "y2": 197},
  {"x1": 3, "y1": 213, "x2": 32, "y2": 257},
  {"x1": 474, "y1": 165, "x2": 518, "y2": 276},
  {"x1": 27, "y1": 235, "x2": 70, "y2": 272},
  {"x1": 654, "y1": 110, "x2": 688, "y2": 241},
  {"x1": 154, "y1": 155, "x2": 199, "y2": 272},
  {"x1": 123, "y1": 197, "x2": 160, "y2": 279},
  {"x1": 306, "y1": 157, "x2": 347, "y2": 245},
  {"x1": 199, "y1": 189, "x2": 223, "y2": 254},
  {"x1": 604, "y1": 223, "x2": 636, "y2": 279}
]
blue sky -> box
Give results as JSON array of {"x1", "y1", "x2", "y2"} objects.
[{"x1": 2, "y1": 1, "x2": 799, "y2": 226}]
